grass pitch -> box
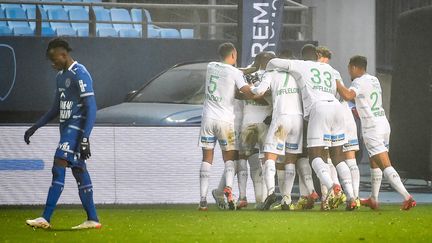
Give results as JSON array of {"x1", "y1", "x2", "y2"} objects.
[{"x1": 1, "y1": 204, "x2": 431, "y2": 242}]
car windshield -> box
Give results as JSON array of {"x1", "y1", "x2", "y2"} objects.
[{"x1": 130, "y1": 63, "x2": 207, "y2": 105}]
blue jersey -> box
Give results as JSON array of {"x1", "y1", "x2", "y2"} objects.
[{"x1": 56, "y1": 61, "x2": 95, "y2": 132}]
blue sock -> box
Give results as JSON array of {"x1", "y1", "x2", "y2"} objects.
[
  {"x1": 72, "y1": 167, "x2": 99, "y2": 222},
  {"x1": 42, "y1": 165, "x2": 65, "y2": 222}
]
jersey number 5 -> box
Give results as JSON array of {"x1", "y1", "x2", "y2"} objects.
[{"x1": 208, "y1": 75, "x2": 218, "y2": 94}]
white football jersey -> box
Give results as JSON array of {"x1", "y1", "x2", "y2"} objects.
[
  {"x1": 266, "y1": 59, "x2": 339, "y2": 118},
  {"x1": 252, "y1": 70, "x2": 302, "y2": 117},
  {"x1": 202, "y1": 62, "x2": 248, "y2": 123},
  {"x1": 349, "y1": 73, "x2": 389, "y2": 133},
  {"x1": 333, "y1": 69, "x2": 353, "y2": 117},
  {"x1": 242, "y1": 70, "x2": 272, "y2": 124}
]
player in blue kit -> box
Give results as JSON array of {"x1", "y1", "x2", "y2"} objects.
[{"x1": 24, "y1": 38, "x2": 101, "y2": 229}]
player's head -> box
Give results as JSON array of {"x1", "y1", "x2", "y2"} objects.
[
  {"x1": 252, "y1": 51, "x2": 276, "y2": 70},
  {"x1": 348, "y1": 55, "x2": 367, "y2": 80},
  {"x1": 46, "y1": 38, "x2": 72, "y2": 71},
  {"x1": 301, "y1": 44, "x2": 317, "y2": 61},
  {"x1": 218, "y1": 42, "x2": 237, "y2": 65},
  {"x1": 278, "y1": 49, "x2": 294, "y2": 59},
  {"x1": 316, "y1": 46, "x2": 332, "y2": 63}
]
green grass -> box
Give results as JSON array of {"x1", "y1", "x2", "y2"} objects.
[{"x1": 1, "y1": 204, "x2": 431, "y2": 242}]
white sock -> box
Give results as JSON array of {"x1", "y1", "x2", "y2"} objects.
[
  {"x1": 321, "y1": 183, "x2": 328, "y2": 201},
  {"x1": 297, "y1": 157, "x2": 315, "y2": 194},
  {"x1": 383, "y1": 166, "x2": 410, "y2": 200},
  {"x1": 236, "y1": 159, "x2": 248, "y2": 199},
  {"x1": 336, "y1": 162, "x2": 354, "y2": 200},
  {"x1": 216, "y1": 172, "x2": 225, "y2": 197},
  {"x1": 298, "y1": 173, "x2": 308, "y2": 197},
  {"x1": 328, "y1": 161, "x2": 340, "y2": 185},
  {"x1": 311, "y1": 157, "x2": 333, "y2": 189},
  {"x1": 200, "y1": 162, "x2": 212, "y2": 201},
  {"x1": 248, "y1": 153, "x2": 264, "y2": 203},
  {"x1": 346, "y1": 159, "x2": 360, "y2": 198},
  {"x1": 224, "y1": 160, "x2": 235, "y2": 189},
  {"x1": 283, "y1": 164, "x2": 296, "y2": 200},
  {"x1": 370, "y1": 168, "x2": 382, "y2": 200},
  {"x1": 264, "y1": 159, "x2": 276, "y2": 195},
  {"x1": 277, "y1": 169, "x2": 285, "y2": 195}
]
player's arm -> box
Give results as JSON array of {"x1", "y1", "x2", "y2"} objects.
[
  {"x1": 250, "y1": 71, "x2": 271, "y2": 97},
  {"x1": 77, "y1": 70, "x2": 97, "y2": 160},
  {"x1": 265, "y1": 58, "x2": 291, "y2": 71},
  {"x1": 234, "y1": 70, "x2": 258, "y2": 100},
  {"x1": 336, "y1": 80, "x2": 356, "y2": 101},
  {"x1": 24, "y1": 90, "x2": 60, "y2": 144}
]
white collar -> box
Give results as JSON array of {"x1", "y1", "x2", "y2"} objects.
[{"x1": 67, "y1": 61, "x2": 78, "y2": 71}]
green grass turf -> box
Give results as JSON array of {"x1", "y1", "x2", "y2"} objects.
[{"x1": 1, "y1": 204, "x2": 431, "y2": 242}]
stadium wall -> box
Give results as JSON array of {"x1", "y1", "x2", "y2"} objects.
[{"x1": 0, "y1": 126, "x2": 258, "y2": 205}]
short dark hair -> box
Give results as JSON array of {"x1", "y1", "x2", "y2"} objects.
[
  {"x1": 316, "y1": 46, "x2": 332, "y2": 59},
  {"x1": 46, "y1": 38, "x2": 72, "y2": 56},
  {"x1": 301, "y1": 44, "x2": 317, "y2": 61},
  {"x1": 278, "y1": 49, "x2": 294, "y2": 59},
  {"x1": 349, "y1": 55, "x2": 367, "y2": 70},
  {"x1": 218, "y1": 42, "x2": 236, "y2": 59}
]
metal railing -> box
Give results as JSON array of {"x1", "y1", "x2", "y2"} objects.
[{"x1": 0, "y1": 0, "x2": 312, "y2": 39}]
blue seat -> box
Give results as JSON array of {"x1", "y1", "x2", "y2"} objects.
[
  {"x1": 94, "y1": 8, "x2": 112, "y2": 29},
  {"x1": 110, "y1": 8, "x2": 133, "y2": 31},
  {"x1": 1, "y1": 4, "x2": 21, "y2": 9},
  {"x1": 0, "y1": 8, "x2": 7, "y2": 27},
  {"x1": 159, "y1": 28, "x2": 180, "y2": 39},
  {"x1": 47, "y1": 8, "x2": 71, "y2": 31},
  {"x1": 130, "y1": 8, "x2": 159, "y2": 38},
  {"x1": 27, "y1": 8, "x2": 51, "y2": 30},
  {"x1": 77, "y1": 28, "x2": 88, "y2": 36},
  {"x1": 180, "y1": 29, "x2": 194, "y2": 39},
  {"x1": 63, "y1": 0, "x2": 85, "y2": 11},
  {"x1": 21, "y1": 4, "x2": 37, "y2": 12},
  {"x1": 5, "y1": 7, "x2": 30, "y2": 28},
  {"x1": 68, "y1": 8, "x2": 88, "y2": 30},
  {"x1": 13, "y1": 26, "x2": 34, "y2": 36},
  {"x1": 0, "y1": 26, "x2": 12, "y2": 36},
  {"x1": 83, "y1": 0, "x2": 102, "y2": 2},
  {"x1": 41, "y1": 26, "x2": 56, "y2": 36},
  {"x1": 97, "y1": 28, "x2": 117, "y2": 37},
  {"x1": 119, "y1": 28, "x2": 139, "y2": 38},
  {"x1": 42, "y1": 0, "x2": 63, "y2": 10},
  {"x1": 56, "y1": 27, "x2": 76, "y2": 36}
]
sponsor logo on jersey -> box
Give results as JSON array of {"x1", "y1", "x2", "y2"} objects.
[
  {"x1": 65, "y1": 78, "x2": 71, "y2": 88},
  {"x1": 60, "y1": 100, "x2": 74, "y2": 120},
  {"x1": 313, "y1": 85, "x2": 333, "y2": 94},
  {"x1": 245, "y1": 99, "x2": 268, "y2": 106},
  {"x1": 276, "y1": 87, "x2": 299, "y2": 96},
  {"x1": 58, "y1": 142, "x2": 70, "y2": 151}
]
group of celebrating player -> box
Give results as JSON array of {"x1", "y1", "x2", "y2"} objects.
[{"x1": 198, "y1": 42, "x2": 417, "y2": 212}]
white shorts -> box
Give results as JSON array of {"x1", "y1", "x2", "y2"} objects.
[
  {"x1": 263, "y1": 114, "x2": 303, "y2": 155},
  {"x1": 239, "y1": 122, "x2": 269, "y2": 156},
  {"x1": 307, "y1": 101, "x2": 346, "y2": 148},
  {"x1": 363, "y1": 131, "x2": 390, "y2": 157},
  {"x1": 198, "y1": 117, "x2": 237, "y2": 151},
  {"x1": 342, "y1": 107, "x2": 359, "y2": 152}
]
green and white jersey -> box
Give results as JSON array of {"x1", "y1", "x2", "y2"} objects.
[
  {"x1": 202, "y1": 62, "x2": 248, "y2": 123},
  {"x1": 349, "y1": 73, "x2": 389, "y2": 133},
  {"x1": 252, "y1": 70, "x2": 302, "y2": 117},
  {"x1": 243, "y1": 70, "x2": 272, "y2": 124},
  {"x1": 266, "y1": 58, "x2": 338, "y2": 119}
]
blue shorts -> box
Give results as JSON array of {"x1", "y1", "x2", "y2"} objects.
[{"x1": 54, "y1": 126, "x2": 85, "y2": 168}]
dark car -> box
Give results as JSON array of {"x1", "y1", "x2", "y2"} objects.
[{"x1": 96, "y1": 61, "x2": 209, "y2": 125}]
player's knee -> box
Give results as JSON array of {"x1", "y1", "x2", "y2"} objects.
[
  {"x1": 54, "y1": 158, "x2": 68, "y2": 167},
  {"x1": 51, "y1": 164, "x2": 66, "y2": 186},
  {"x1": 236, "y1": 159, "x2": 248, "y2": 171}
]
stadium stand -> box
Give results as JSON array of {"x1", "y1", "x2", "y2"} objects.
[{"x1": 0, "y1": 0, "x2": 194, "y2": 38}]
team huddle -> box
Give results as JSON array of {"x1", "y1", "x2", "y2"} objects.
[{"x1": 198, "y1": 42, "x2": 417, "y2": 211}]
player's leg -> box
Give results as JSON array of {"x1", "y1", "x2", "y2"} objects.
[
  {"x1": 329, "y1": 146, "x2": 355, "y2": 210},
  {"x1": 280, "y1": 153, "x2": 297, "y2": 210},
  {"x1": 71, "y1": 162, "x2": 101, "y2": 229},
  {"x1": 344, "y1": 150, "x2": 360, "y2": 205},
  {"x1": 237, "y1": 124, "x2": 256, "y2": 209},
  {"x1": 26, "y1": 158, "x2": 67, "y2": 228},
  {"x1": 372, "y1": 151, "x2": 416, "y2": 210},
  {"x1": 212, "y1": 171, "x2": 227, "y2": 210},
  {"x1": 361, "y1": 158, "x2": 381, "y2": 210},
  {"x1": 248, "y1": 152, "x2": 264, "y2": 207},
  {"x1": 343, "y1": 114, "x2": 361, "y2": 205},
  {"x1": 197, "y1": 119, "x2": 217, "y2": 210},
  {"x1": 236, "y1": 153, "x2": 248, "y2": 208}
]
